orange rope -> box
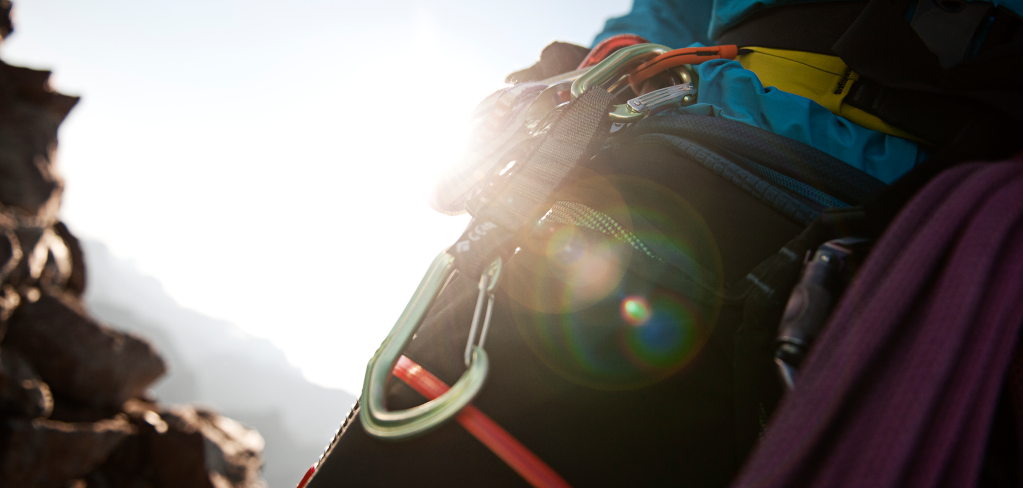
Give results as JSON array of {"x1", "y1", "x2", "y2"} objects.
[
  {"x1": 393, "y1": 355, "x2": 572, "y2": 488},
  {"x1": 628, "y1": 45, "x2": 738, "y2": 94}
]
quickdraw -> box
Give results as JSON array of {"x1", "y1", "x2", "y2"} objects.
[
  {"x1": 359, "y1": 253, "x2": 501, "y2": 440},
  {"x1": 361, "y1": 40, "x2": 739, "y2": 442}
]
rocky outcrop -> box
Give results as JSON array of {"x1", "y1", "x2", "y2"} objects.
[
  {"x1": 0, "y1": 348, "x2": 52, "y2": 418},
  {"x1": 0, "y1": 4, "x2": 267, "y2": 486},
  {"x1": 82, "y1": 242, "x2": 358, "y2": 487},
  {"x1": 1, "y1": 417, "x2": 133, "y2": 488},
  {"x1": 5, "y1": 293, "x2": 166, "y2": 408},
  {"x1": 81, "y1": 401, "x2": 265, "y2": 488}
]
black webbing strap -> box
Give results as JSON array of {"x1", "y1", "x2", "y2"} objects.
[
  {"x1": 842, "y1": 78, "x2": 981, "y2": 145},
  {"x1": 450, "y1": 89, "x2": 615, "y2": 278},
  {"x1": 834, "y1": 0, "x2": 1023, "y2": 151},
  {"x1": 717, "y1": 1, "x2": 868, "y2": 55}
]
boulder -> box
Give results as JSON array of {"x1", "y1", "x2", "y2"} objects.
[
  {"x1": 4, "y1": 293, "x2": 166, "y2": 407},
  {"x1": 124, "y1": 400, "x2": 266, "y2": 488},
  {"x1": 0, "y1": 416, "x2": 132, "y2": 488},
  {"x1": 0, "y1": 347, "x2": 52, "y2": 418}
]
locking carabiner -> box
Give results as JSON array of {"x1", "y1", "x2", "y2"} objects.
[{"x1": 361, "y1": 252, "x2": 501, "y2": 440}]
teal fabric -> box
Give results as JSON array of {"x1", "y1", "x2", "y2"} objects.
[
  {"x1": 672, "y1": 58, "x2": 923, "y2": 184},
  {"x1": 594, "y1": 0, "x2": 714, "y2": 48}
]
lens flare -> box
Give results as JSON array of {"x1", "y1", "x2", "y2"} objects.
[
  {"x1": 623, "y1": 293, "x2": 700, "y2": 369},
  {"x1": 620, "y1": 296, "x2": 651, "y2": 326},
  {"x1": 511, "y1": 268, "x2": 716, "y2": 390},
  {"x1": 507, "y1": 174, "x2": 724, "y2": 390}
]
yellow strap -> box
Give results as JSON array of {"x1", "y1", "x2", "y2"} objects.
[{"x1": 737, "y1": 47, "x2": 924, "y2": 143}]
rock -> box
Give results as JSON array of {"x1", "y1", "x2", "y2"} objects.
[
  {"x1": 123, "y1": 401, "x2": 266, "y2": 488},
  {"x1": 0, "y1": 0, "x2": 11, "y2": 40},
  {"x1": 48, "y1": 396, "x2": 121, "y2": 424},
  {"x1": 4, "y1": 293, "x2": 166, "y2": 407},
  {"x1": 53, "y1": 222, "x2": 86, "y2": 296},
  {"x1": 0, "y1": 347, "x2": 52, "y2": 418},
  {"x1": 80, "y1": 421, "x2": 152, "y2": 488},
  {"x1": 0, "y1": 7, "x2": 268, "y2": 487},
  {"x1": 0, "y1": 59, "x2": 77, "y2": 221},
  {"x1": 0, "y1": 416, "x2": 132, "y2": 488}
]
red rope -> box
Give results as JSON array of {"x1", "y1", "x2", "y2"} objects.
[
  {"x1": 393, "y1": 355, "x2": 572, "y2": 488},
  {"x1": 295, "y1": 464, "x2": 316, "y2": 488}
]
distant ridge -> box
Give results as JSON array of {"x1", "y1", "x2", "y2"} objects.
[{"x1": 80, "y1": 239, "x2": 355, "y2": 488}]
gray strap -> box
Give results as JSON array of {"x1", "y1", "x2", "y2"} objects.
[
  {"x1": 451, "y1": 89, "x2": 614, "y2": 277},
  {"x1": 487, "y1": 89, "x2": 614, "y2": 230}
]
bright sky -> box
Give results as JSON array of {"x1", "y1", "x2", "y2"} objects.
[{"x1": 3, "y1": 0, "x2": 632, "y2": 394}]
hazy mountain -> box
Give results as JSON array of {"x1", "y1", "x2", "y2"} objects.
[{"x1": 80, "y1": 239, "x2": 356, "y2": 488}]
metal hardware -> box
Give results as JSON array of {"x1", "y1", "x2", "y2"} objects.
[
  {"x1": 569, "y1": 43, "x2": 672, "y2": 123},
  {"x1": 775, "y1": 237, "x2": 871, "y2": 390},
  {"x1": 464, "y1": 257, "x2": 501, "y2": 366},
  {"x1": 626, "y1": 83, "x2": 696, "y2": 114},
  {"x1": 672, "y1": 65, "x2": 694, "y2": 85},
  {"x1": 361, "y1": 252, "x2": 495, "y2": 440}
]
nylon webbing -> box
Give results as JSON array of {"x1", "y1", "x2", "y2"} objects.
[
  {"x1": 451, "y1": 89, "x2": 615, "y2": 277},
  {"x1": 489, "y1": 89, "x2": 614, "y2": 229}
]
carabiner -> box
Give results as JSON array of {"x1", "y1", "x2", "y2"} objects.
[
  {"x1": 360, "y1": 252, "x2": 501, "y2": 440},
  {"x1": 570, "y1": 43, "x2": 671, "y2": 123},
  {"x1": 571, "y1": 44, "x2": 738, "y2": 123}
]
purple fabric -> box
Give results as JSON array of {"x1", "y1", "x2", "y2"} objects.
[{"x1": 731, "y1": 158, "x2": 1023, "y2": 488}]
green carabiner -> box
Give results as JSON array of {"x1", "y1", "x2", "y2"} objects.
[
  {"x1": 570, "y1": 43, "x2": 672, "y2": 123},
  {"x1": 360, "y1": 251, "x2": 498, "y2": 440}
]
